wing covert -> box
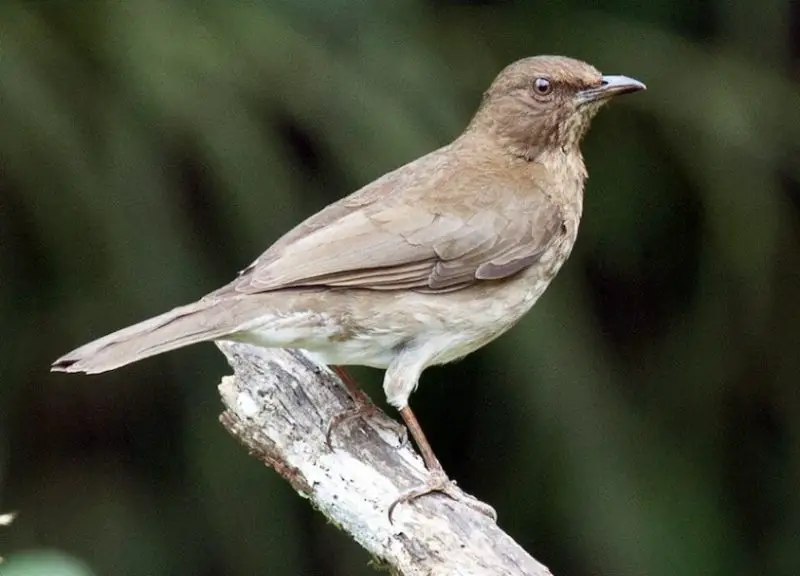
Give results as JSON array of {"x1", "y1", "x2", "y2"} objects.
[{"x1": 225, "y1": 162, "x2": 565, "y2": 295}]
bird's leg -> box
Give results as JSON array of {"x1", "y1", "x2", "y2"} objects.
[
  {"x1": 326, "y1": 366, "x2": 407, "y2": 448},
  {"x1": 397, "y1": 405, "x2": 443, "y2": 471},
  {"x1": 331, "y1": 366, "x2": 371, "y2": 408},
  {"x1": 388, "y1": 404, "x2": 497, "y2": 523}
]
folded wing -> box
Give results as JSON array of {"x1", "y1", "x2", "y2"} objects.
[{"x1": 224, "y1": 164, "x2": 564, "y2": 295}]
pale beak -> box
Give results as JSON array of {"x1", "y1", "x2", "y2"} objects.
[{"x1": 576, "y1": 75, "x2": 646, "y2": 104}]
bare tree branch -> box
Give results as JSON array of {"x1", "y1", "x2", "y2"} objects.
[{"x1": 217, "y1": 341, "x2": 553, "y2": 576}]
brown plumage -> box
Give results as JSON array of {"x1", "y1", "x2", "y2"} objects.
[{"x1": 52, "y1": 55, "x2": 645, "y2": 518}]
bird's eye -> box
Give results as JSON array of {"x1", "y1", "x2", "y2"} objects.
[{"x1": 533, "y1": 77, "x2": 553, "y2": 96}]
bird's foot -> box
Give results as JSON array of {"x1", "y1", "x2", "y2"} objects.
[
  {"x1": 325, "y1": 403, "x2": 408, "y2": 449},
  {"x1": 326, "y1": 365, "x2": 407, "y2": 449},
  {"x1": 387, "y1": 470, "x2": 497, "y2": 523}
]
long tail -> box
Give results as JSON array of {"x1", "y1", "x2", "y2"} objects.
[{"x1": 52, "y1": 298, "x2": 251, "y2": 374}]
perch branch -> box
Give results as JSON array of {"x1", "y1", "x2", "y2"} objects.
[{"x1": 216, "y1": 341, "x2": 553, "y2": 576}]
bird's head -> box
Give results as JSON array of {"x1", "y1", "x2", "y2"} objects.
[{"x1": 468, "y1": 55, "x2": 645, "y2": 160}]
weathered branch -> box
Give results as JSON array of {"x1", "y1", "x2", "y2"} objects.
[{"x1": 216, "y1": 342, "x2": 553, "y2": 576}]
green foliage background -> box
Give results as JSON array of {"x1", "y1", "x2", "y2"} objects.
[{"x1": 1, "y1": 1, "x2": 798, "y2": 575}]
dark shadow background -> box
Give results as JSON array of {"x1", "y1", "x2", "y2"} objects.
[{"x1": 1, "y1": 1, "x2": 799, "y2": 575}]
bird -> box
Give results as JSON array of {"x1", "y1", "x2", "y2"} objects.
[{"x1": 52, "y1": 55, "x2": 645, "y2": 519}]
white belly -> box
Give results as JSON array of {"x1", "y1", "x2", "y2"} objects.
[{"x1": 233, "y1": 271, "x2": 556, "y2": 371}]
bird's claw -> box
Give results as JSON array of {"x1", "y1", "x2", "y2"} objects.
[
  {"x1": 326, "y1": 404, "x2": 408, "y2": 449},
  {"x1": 387, "y1": 471, "x2": 497, "y2": 523}
]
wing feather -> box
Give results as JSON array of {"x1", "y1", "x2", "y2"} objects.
[{"x1": 217, "y1": 155, "x2": 565, "y2": 296}]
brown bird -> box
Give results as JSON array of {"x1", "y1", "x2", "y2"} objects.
[{"x1": 53, "y1": 55, "x2": 644, "y2": 518}]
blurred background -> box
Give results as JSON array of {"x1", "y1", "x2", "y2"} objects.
[{"x1": 1, "y1": 0, "x2": 799, "y2": 575}]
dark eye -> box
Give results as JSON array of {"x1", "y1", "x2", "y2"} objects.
[{"x1": 533, "y1": 77, "x2": 553, "y2": 96}]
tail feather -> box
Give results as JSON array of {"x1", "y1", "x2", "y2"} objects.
[{"x1": 52, "y1": 299, "x2": 244, "y2": 374}]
